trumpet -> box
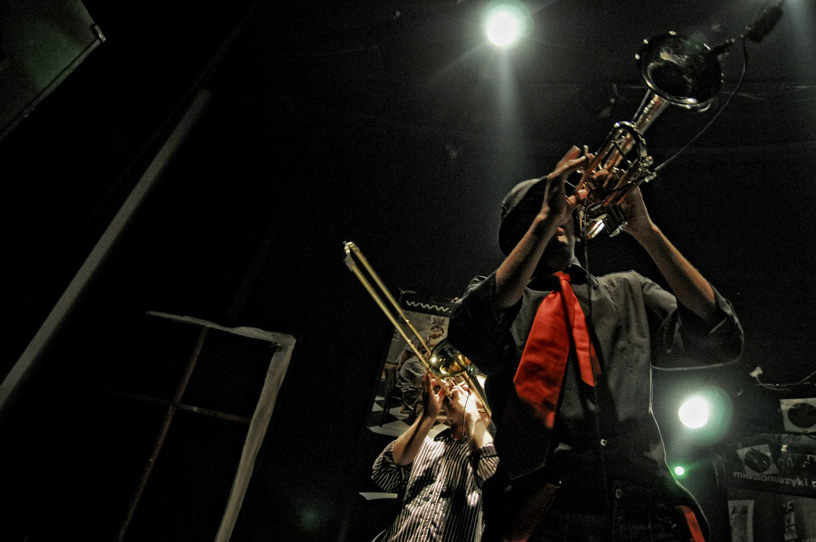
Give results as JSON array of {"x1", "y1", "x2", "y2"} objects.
[
  {"x1": 343, "y1": 241, "x2": 491, "y2": 418},
  {"x1": 578, "y1": 32, "x2": 725, "y2": 238}
]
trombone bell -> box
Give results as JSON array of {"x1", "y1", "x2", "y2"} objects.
[{"x1": 344, "y1": 241, "x2": 492, "y2": 419}]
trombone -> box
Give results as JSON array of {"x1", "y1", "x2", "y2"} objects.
[{"x1": 343, "y1": 241, "x2": 491, "y2": 419}]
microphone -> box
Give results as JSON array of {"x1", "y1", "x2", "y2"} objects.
[
  {"x1": 743, "y1": 1, "x2": 785, "y2": 43},
  {"x1": 705, "y1": 0, "x2": 784, "y2": 61},
  {"x1": 708, "y1": 39, "x2": 736, "y2": 59}
]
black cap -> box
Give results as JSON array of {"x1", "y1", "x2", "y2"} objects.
[{"x1": 497, "y1": 177, "x2": 549, "y2": 256}]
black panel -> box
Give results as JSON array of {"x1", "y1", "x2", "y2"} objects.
[{"x1": 0, "y1": 0, "x2": 103, "y2": 141}]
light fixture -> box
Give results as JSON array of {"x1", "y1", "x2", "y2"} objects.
[
  {"x1": 483, "y1": 1, "x2": 532, "y2": 48},
  {"x1": 676, "y1": 386, "x2": 733, "y2": 445},
  {"x1": 678, "y1": 395, "x2": 710, "y2": 429}
]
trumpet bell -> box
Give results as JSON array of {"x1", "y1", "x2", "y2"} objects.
[
  {"x1": 636, "y1": 32, "x2": 723, "y2": 109},
  {"x1": 580, "y1": 32, "x2": 726, "y2": 239}
]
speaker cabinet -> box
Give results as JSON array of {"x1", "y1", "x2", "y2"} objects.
[
  {"x1": 780, "y1": 398, "x2": 816, "y2": 433},
  {"x1": 0, "y1": 0, "x2": 104, "y2": 141}
]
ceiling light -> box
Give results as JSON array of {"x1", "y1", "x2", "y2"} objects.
[{"x1": 483, "y1": 1, "x2": 531, "y2": 48}]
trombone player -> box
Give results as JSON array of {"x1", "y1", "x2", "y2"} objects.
[
  {"x1": 371, "y1": 371, "x2": 499, "y2": 542},
  {"x1": 447, "y1": 146, "x2": 743, "y2": 541}
]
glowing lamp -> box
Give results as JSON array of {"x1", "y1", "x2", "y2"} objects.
[
  {"x1": 678, "y1": 395, "x2": 710, "y2": 429},
  {"x1": 483, "y1": 1, "x2": 531, "y2": 47}
]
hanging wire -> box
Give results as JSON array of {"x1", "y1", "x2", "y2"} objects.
[
  {"x1": 574, "y1": 38, "x2": 753, "y2": 208},
  {"x1": 652, "y1": 39, "x2": 750, "y2": 176},
  {"x1": 751, "y1": 365, "x2": 816, "y2": 392}
]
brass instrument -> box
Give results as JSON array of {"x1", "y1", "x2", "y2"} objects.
[
  {"x1": 579, "y1": 32, "x2": 725, "y2": 238},
  {"x1": 343, "y1": 241, "x2": 492, "y2": 418}
]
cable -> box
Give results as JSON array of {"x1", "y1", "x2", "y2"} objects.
[
  {"x1": 751, "y1": 365, "x2": 816, "y2": 391},
  {"x1": 652, "y1": 39, "x2": 749, "y2": 176},
  {"x1": 577, "y1": 200, "x2": 613, "y2": 520},
  {"x1": 652, "y1": 0, "x2": 786, "y2": 174}
]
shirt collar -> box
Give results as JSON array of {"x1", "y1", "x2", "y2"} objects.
[{"x1": 530, "y1": 260, "x2": 594, "y2": 290}]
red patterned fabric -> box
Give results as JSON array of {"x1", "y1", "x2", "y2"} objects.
[
  {"x1": 677, "y1": 505, "x2": 706, "y2": 542},
  {"x1": 513, "y1": 272, "x2": 599, "y2": 427}
]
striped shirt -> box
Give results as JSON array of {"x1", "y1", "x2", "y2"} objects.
[{"x1": 371, "y1": 428, "x2": 500, "y2": 542}]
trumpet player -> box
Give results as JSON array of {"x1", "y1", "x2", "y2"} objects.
[
  {"x1": 371, "y1": 372, "x2": 499, "y2": 542},
  {"x1": 447, "y1": 146, "x2": 743, "y2": 542}
]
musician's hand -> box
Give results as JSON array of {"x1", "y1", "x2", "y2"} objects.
[
  {"x1": 541, "y1": 146, "x2": 589, "y2": 225},
  {"x1": 420, "y1": 373, "x2": 445, "y2": 421},
  {"x1": 620, "y1": 185, "x2": 656, "y2": 240},
  {"x1": 449, "y1": 384, "x2": 474, "y2": 416},
  {"x1": 586, "y1": 167, "x2": 618, "y2": 193}
]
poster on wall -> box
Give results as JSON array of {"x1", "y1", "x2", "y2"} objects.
[
  {"x1": 727, "y1": 500, "x2": 753, "y2": 542},
  {"x1": 723, "y1": 433, "x2": 816, "y2": 497},
  {"x1": 722, "y1": 432, "x2": 816, "y2": 542},
  {"x1": 366, "y1": 291, "x2": 456, "y2": 438},
  {"x1": 727, "y1": 489, "x2": 815, "y2": 542}
]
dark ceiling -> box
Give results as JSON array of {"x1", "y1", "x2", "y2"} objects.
[
  {"x1": 215, "y1": 0, "x2": 816, "y2": 150},
  {"x1": 2, "y1": 0, "x2": 811, "y2": 375},
  {"x1": 0, "y1": 0, "x2": 814, "y2": 540}
]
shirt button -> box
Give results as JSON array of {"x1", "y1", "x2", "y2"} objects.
[{"x1": 600, "y1": 439, "x2": 608, "y2": 447}]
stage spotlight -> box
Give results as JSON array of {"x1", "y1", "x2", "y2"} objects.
[
  {"x1": 677, "y1": 386, "x2": 733, "y2": 445},
  {"x1": 678, "y1": 395, "x2": 710, "y2": 429},
  {"x1": 483, "y1": 0, "x2": 531, "y2": 47}
]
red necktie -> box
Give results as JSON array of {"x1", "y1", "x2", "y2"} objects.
[{"x1": 513, "y1": 271, "x2": 599, "y2": 427}]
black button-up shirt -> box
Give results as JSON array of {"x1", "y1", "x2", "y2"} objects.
[{"x1": 448, "y1": 265, "x2": 743, "y2": 511}]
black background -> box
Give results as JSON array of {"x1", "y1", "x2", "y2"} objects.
[{"x1": 0, "y1": 0, "x2": 814, "y2": 540}]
